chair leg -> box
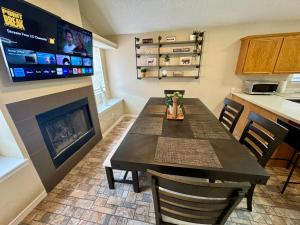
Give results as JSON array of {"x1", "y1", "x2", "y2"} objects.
[
  {"x1": 132, "y1": 171, "x2": 140, "y2": 193},
  {"x1": 105, "y1": 167, "x2": 115, "y2": 189},
  {"x1": 281, "y1": 154, "x2": 299, "y2": 194},
  {"x1": 247, "y1": 184, "x2": 256, "y2": 212},
  {"x1": 286, "y1": 150, "x2": 297, "y2": 169}
]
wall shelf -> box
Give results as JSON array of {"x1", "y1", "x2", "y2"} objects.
[{"x1": 135, "y1": 33, "x2": 204, "y2": 80}]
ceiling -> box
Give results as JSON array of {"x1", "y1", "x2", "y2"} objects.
[{"x1": 78, "y1": 0, "x2": 300, "y2": 36}]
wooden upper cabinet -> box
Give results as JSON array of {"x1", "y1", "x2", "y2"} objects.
[
  {"x1": 236, "y1": 37, "x2": 283, "y2": 74},
  {"x1": 274, "y1": 36, "x2": 300, "y2": 73},
  {"x1": 235, "y1": 32, "x2": 300, "y2": 75}
]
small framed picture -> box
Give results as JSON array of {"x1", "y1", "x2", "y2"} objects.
[
  {"x1": 179, "y1": 57, "x2": 192, "y2": 65},
  {"x1": 142, "y1": 38, "x2": 153, "y2": 44},
  {"x1": 146, "y1": 57, "x2": 157, "y2": 66},
  {"x1": 166, "y1": 36, "x2": 176, "y2": 42}
]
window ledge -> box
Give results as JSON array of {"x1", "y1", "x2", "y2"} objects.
[
  {"x1": 0, "y1": 156, "x2": 28, "y2": 183},
  {"x1": 97, "y1": 98, "x2": 123, "y2": 115}
]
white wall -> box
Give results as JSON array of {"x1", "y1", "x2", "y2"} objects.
[
  {"x1": 104, "y1": 20, "x2": 300, "y2": 116},
  {"x1": 0, "y1": 1, "x2": 88, "y2": 224}
]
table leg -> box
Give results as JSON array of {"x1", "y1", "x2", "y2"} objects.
[
  {"x1": 132, "y1": 171, "x2": 140, "y2": 193},
  {"x1": 247, "y1": 184, "x2": 255, "y2": 212},
  {"x1": 105, "y1": 167, "x2": 115, "y2": 189}
]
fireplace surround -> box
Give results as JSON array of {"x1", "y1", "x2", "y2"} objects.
[
  {"x1": 6, "y1": 86, "x2": 102, "y2": 191},
  {"x1": 36, "y1": 98, "x2": 95, "y2": 168}
]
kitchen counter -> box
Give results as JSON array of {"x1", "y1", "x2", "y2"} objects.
[{"x1": 232, "y1": 92, "x2": 300, "y2": 124}]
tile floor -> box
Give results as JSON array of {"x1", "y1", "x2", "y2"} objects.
[{"x1": 21, "y1": 117, "x2": 300, "y2": 225}]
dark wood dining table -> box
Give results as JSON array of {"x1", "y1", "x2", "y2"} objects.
[{"x1": 108, "y1": 97, "x2": 269, "y2": 193}]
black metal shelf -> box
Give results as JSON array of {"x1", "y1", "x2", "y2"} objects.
[
  {"x1": 160, "y1": 65, "x2": 199, "y2": 68},
  {"x1": 136, "y1": 52, "x2": 200, "y2": 58},
  {"x1": 160, "y1": 52, "x2": 200, "y2": 56},
  {"x1": 137, "y1": 66, "x2": 159, "y2": 69},
  {"x1": 134, "y1": 33, "x2": 204, "y2": 80},
  {"x1": 160, "y1": 40, "x2": 202, "y2": 46},
  {"x1": 161, "y1": 75, "x2": 199, "y2": 79}
]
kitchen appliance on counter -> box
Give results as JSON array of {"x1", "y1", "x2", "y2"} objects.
[{"x1": 242, "y1": 80, "x2": 279, "y2": 95}]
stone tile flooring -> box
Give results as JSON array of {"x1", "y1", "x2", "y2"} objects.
[{"x1": 21, "y1": 117, "x2": 300, "y2": 225}]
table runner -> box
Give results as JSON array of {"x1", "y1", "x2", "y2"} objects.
[
  {"x1": 143, "y1": 105, "x2": 166, "y2": 115},
  {"x1": 189, "y1": 119, "x2": 231, "y2": 140},
  {"x1": 184, "y1": 105, "x2": 207, "y2": 115},
  {"x1": 130, "y1": 117, "x2": 163, "y2": 135},
  {"x1": 154, "y1": 137, "x2": 222, "y2": 168}
]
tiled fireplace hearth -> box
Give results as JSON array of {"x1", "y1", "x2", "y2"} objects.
[{"x1": 6, "y1": 86, "x2": 102, "y2": 191}]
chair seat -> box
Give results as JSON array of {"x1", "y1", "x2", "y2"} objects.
[{"x1": 103, "y1": 121, "x2": 134, "y2": 168}]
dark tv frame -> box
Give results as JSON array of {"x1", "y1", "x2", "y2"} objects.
[{"x1": 0, "y1": 0, "x2": 94, "y2": 82}]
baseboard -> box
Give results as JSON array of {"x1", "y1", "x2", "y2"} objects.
[
  {"x1": 8, "y1": 190, "x2": 47, "y2": 225},
  {"x1": 102, "y1": 115, "x2": 125, "y2": 137}
]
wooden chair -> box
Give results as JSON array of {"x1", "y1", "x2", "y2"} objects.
[
  {"x1": 148, "y1": 170, "x2": 250, "y2": 225},
  {"x1": 277, "y1": 119, "x2": 300, "y2": 194},
  {"x1": 164, "y1": 90, "x2": 185, "y2": 96},
  {"x1": 219, "y1": 98, "x2": 244, "y2": 133},
  {"x1": 239, "y1": 112, "x2": 288, "y2": 211}
]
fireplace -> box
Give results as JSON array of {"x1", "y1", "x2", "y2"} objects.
[{"x1": 36, "y1": 98, "x2": 95, "y2": 168}]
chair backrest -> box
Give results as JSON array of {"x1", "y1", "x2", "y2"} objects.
[
  {"x1": 277, "y1": 119, "x2": 300, "y2": 150},
  {"x1": 239, "y1": 112, "x2": 288, "y2": 168},
  {"x1": 164, "y1": 90, "x2": 185, "y2": 96},
  {"x1": 148, "y1": 170, "x2": 250, "y2": 225},
  {"x1": 219, "y1": 98, "x2": 244, "y2": 133}
]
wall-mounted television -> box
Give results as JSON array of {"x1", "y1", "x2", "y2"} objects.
[{"x1": 0, "y1": 0, "x2": 93, "y2": 82}]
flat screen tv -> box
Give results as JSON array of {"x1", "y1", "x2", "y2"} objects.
[{"x1": 0, "y1": 0, "x2": 93, "y2": 82}]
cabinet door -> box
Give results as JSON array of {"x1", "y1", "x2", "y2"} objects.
[
  {"x1": 274, "y1": 36, "x2": 300, "y2": 73},
  {"x1": 243, "y1": 37, "x2": 283, "y2": 74}
]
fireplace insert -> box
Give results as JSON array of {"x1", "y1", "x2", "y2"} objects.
[{"x1": 36, "y1": 98, "x2": 95, "y2": 168}]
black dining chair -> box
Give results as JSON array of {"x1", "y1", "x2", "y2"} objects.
[
  {"x1": 277, "y1": 119, "x2": 300, "y2": 194},
  {"x1": 219, "y1": 98, "x2": 244, "y2": 133},
  {"x1": 164, "y1": 90, "x2": 185, "y2": 96},
  {"x1": 148, "y1": 169, "x2": 250, "y2": 225},
  {"x1": 239, "y1": 112, "x2": 288, "y2": 211}
]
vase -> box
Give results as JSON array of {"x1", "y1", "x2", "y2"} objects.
[{"x1": 172, "y1": 96, "x2": 178, "y2": 118}]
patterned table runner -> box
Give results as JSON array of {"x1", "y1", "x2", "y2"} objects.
[
  {"x1": 154, "y1": 137, "x2": 222, "y2": 168},
  {"x1": 188, "y1": 119, "x2": 231, "y2": 140},
  {"x1": 184, "y1": 105, "x2": 207, "y2": 115},
  {"x1": 130, "y1": 117, "x2": 163, "y2": 135},
  {"x1": 143, "y1": 105, "x2": 166, "y2": 115}
]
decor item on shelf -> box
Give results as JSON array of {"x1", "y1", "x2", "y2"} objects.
[
  {"x1": 191, "y1": 30, "x2": 203, "y2": 53},
  {"x1": 140, "y1": 68, "x2": 147, "y2": 78},
  {"x1": 179, "y1": 57, "x2": 192, "y2": 65},
  {"x1": 165, "y1": 92, "x2": 184, "y2": 120},
  {"x1": 146, "y1": 57, "x2": 157, "y2": 66},
  {"x1": 164, "y1": 54, "x2": 170, "y2": 65},
  {"x1": 162, "y1": 70, "x2": 168, "y2": 77},
  {"x1": 142, "y1": 38, "x2": 153, "y2": 44},
  {"x1": 166, "y1": 36, "x2": 176, "y2": 42},
  {"x1": 173, "y1": 71, "x2": 184, "y2": 76},
  {"x1": 190, "y1": 31, "x2": 197, "y2": 41},
  {"x1": 173, "y1": 48, "x2": 190, "y2": 53}
]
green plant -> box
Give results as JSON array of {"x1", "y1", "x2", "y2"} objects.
[
  {"x1": 165, "y1": 92, "x2": 183, "y2": 107},
  {"x1": 140, "y1": 68, "x2": 147, "y2": 73},
  {"x1": 164, "y1": 54, "x2": 170, "y2": 62}
]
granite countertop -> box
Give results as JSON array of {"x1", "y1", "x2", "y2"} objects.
[{"x1": 232, "y1": 92, "x2": 300, "y2": 124}]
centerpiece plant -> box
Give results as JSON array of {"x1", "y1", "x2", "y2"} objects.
[{"x1": 165, "y1": 92, "x2": 184, "y2": 119}]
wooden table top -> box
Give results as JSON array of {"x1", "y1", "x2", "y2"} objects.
[{"x1": 111, "y1": 98, "x2": 269, "y2": 184}]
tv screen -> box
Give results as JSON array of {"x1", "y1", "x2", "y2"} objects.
[{"x1": 0, "y1": 0, "x2": 93, "y2": 82}]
